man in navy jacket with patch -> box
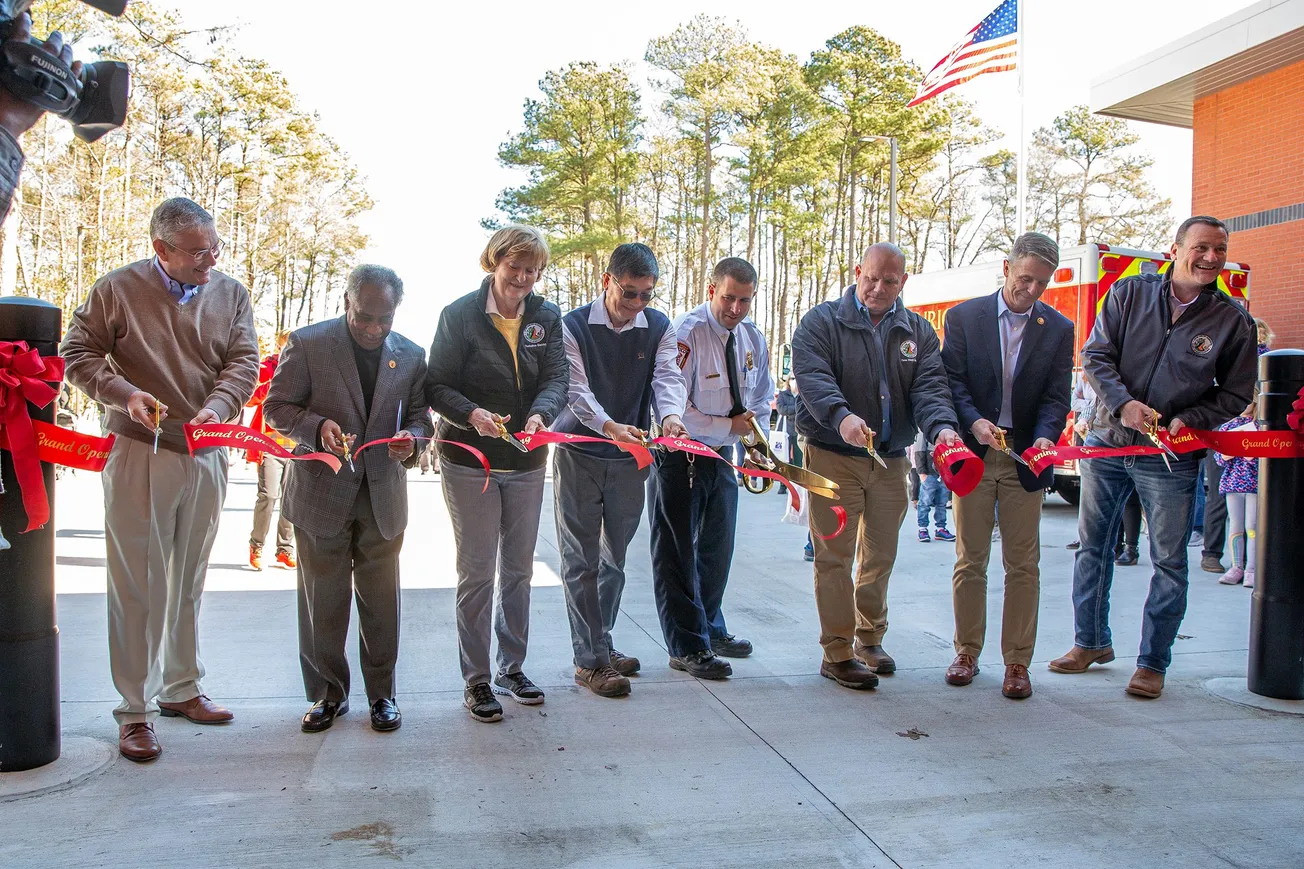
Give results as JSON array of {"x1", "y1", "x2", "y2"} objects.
[{"x1": 941, "y1": 232, "x2": 1073, "y2": 700}]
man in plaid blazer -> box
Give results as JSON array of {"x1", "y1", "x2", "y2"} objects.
[{"x1": 264, "y1": 265, "x2": 432, "y2": 734}]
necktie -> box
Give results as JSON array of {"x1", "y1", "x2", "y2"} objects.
[{"x1": 725, "y1": 331, "x2": 746, "y2": 418}]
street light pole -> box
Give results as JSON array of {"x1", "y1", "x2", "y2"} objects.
[{"x1": 860, "y1": 136, "x2": 898, "y2": 246}]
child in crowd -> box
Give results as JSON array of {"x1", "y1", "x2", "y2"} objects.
[
  {"x1": 1216, "y1": 408, "x2": 1258, "y2": 588},
  {"x1": 913, "y1": 431, "x2": 954, "y2": 542}
]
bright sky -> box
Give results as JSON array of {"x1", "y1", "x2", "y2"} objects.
[{"x1": 161, "y1": 0, "x2": 1259, "y2": 348}]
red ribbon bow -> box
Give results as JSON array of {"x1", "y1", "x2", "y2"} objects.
[
  {"x1": 0, "y1": 341, "x2": 66, "y2": 531},
  {"x1": 1287, "y1": 386, "x2": 1304, "y2": 436}
]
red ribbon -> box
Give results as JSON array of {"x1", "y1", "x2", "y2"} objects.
[
  {"x1": 815, "y1": 505, "x2": 848, "y2": 541},
  {"x1": 354, "y1": 436, "x2": 492, "y2": 494},
  {"x1": 0, "y1": 420, "x2": 115, "y2": 472},
  {"x1": 0, "y1": 341, "x2": 65, "y2": 531},
  {"x1": 514, "y1": 430, "x2": 654, "y2": 469},
  {"x1": 184, "y1": 423, "x2": 342, "y2": 473},
  {"x1": 933, "y1": 442, "x2": 984, "y2": 497},
  {"x1": 1286, "y1": 386, "x2": 1304, "y2": 435},
  {"x1": 1024, "y1": 426, "x2": 1304, "y2": 476}
]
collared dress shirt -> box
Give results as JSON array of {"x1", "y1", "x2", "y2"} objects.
[
  {"x1": 153, "y1": 257, "x2": 200, "y2": 305},
  {"x1": 562, "y1": 297, "x2": 688, "y2": 432},
  {"x1": 854, "y1": 295, "x2": 896, "y2": 449},
  {"x1": 671, "y1": 303, "x2": 774, "y2": 448},
  {"x1": 995, "y1": 292, "x2": 1030, "y2": 429}
]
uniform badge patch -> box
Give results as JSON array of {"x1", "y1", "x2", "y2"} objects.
[
  {"x1": 676, "y1": 341, "x2": 691, "y2": 369},
  {"x1": 522, "y1": 323, "x2": 546, "y2": 345},
  {"x1": 900, "y1": 340, "x2": 918, "y2": 360},
  {"x1": 1191, "y1": 334, "x2": 1214, "y2": 355}
]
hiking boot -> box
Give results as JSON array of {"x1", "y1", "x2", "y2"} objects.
[
  {"x1": 493, "y1": 671, "x2": 545, "y2": 705},
  {"x1": 669, "y1": 649, "x2": 732, "y2": 680},
  {"x1": 575, "y1": 665, "x2": 630, "y2": 698},
  {"x1": 934, "y1": 527, "x2": 956, "y2": 541},
  {"x1": 609, "y1": 649, "x2": 641, "y2": 676},
  {"x1": 1115, "y1": 546, "x2": 1139, "y2": 566},
  {"x1": 275, "y1": 549, "x2": 297, "y2": 569},
  {"x1": 463, "y1": 682, "x2": 503, "y2": 722},
  {"x1": 820, "y1": 658, "x2": 879, "y2": 690},
  {"x1": 710, "y1": 634, "x2": 753, "y2": 658},
  {"x1": 854, "y1": 644, "x2": 896, "y2": 674},
  {"x1": 248, "y1": 544, "x2": 263, "y2": 570}
]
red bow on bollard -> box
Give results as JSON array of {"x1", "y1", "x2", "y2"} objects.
[
  {"x1": 0, "y1": 341, "x2": 65, "y2": 531},
  {"x1": 1287, "y1": 386, "x2": 1304, "y2": 436}
]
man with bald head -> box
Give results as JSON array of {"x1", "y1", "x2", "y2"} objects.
[{"x1": 792, "y1": 243, "x2": 960, "y2": 690}]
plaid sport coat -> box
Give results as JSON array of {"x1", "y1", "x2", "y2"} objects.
[{"x1": 264, "y1": 316, "x2": 433, "y2": 540}]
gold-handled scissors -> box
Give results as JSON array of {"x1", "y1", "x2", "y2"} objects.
[
  {"x1": 342, "y1": 433, "x2": 357, "y2": 473},
  {"x1": 1143, "y1": 418, "x2": 1177, "y2": 472},
  {"x1": 745, "y1": 416, "x2": 840, "y2": 500},
  {"x1": 864, "y1": 427, "x2": 888, "y2": 470},
  {"x1": 495, "y1": 419, "x2": 530, "y2": 453},
  {"x1": 991, "y1": 428, "x2": 1030, "y2": 467},
  {"x1": 152, "y1": 398, "x2": 161, "y2": 454}
]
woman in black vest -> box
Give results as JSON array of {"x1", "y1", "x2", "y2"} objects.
[{"x1": 425, "y1": 225, "x2": 568, "y2": 723}]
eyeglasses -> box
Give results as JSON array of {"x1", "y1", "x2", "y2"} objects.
[
  {"x1": 607, "y1": 274, "x2": 656, "y2": 303},
  {"x1": 162, "y1": 238, "x2": 223, "y2": 263}
]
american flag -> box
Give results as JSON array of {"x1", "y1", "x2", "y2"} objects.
[{"x1": 907, "y1": 0, "x2": 1019, "y2": 108}]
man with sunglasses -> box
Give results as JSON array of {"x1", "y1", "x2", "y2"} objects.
[
  {"x1": 553, "y1": 243, "x2": 688, "y2": 698},
  {"x1": 62, "y1": 197, "x2": 259, "y2": 761},
  {"x1": 647, "y1": 257, "x2": 772, "y2": 679}
]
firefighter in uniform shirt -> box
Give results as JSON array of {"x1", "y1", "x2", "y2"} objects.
[{"x1": 647, "y1": 257, "x2": 774, "y2": 679}]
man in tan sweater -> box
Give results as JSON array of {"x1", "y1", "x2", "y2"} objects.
[{"x1": 61, "y1": 197, "x2": 259, "y2": 762}]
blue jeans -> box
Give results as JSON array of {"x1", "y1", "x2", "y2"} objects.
[
  {"x1": 1192, "y1": 464, "x2": 1206, "y2": 531},
  {"x1": 1072, "y1": 438, "x2": 1199, "y2": 673},
  {"x1": 917, "y1": 474, "x2": 948, "y2": 529}
]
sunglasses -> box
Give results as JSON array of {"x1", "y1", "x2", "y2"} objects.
[{"x1": 607, "y1": 274, "x2": 656, "y2": 303}]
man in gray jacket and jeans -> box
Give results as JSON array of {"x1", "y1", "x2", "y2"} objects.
[
  {"x1": 792, "y1": 242, "x2": 960, "y2": 690},
  {"x1": 1049, "y1": 216, "x2": 1257, "y2": 699}
]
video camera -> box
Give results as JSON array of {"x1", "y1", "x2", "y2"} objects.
[{"x1": 0, "y1": 0, "x2": 129, "y2": 143}]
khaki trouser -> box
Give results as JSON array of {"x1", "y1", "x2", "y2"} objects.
[
  {"x1": 805, "y1": 443, "x2": 909, "y2": 662},
  {"x1": 102, "y1": 436, "x2": 228, "y2": 725},
  {"x1": 951, "y1": 448, "x2": 1042, "y2": 666}
]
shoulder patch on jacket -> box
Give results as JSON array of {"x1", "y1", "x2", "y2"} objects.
[{"x1": 676, "y1": 341, "x2": 691, "y2": 369}]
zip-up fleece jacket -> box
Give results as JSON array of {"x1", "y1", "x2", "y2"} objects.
[
  {"x1": 1082, "y1": 271, "x2": 1257, "y2": 454},
  {"x1": 792, "y1": 286, "x2": 958, "y2": 457},
  {"x1": 425, "y1": 278, "x2": 569, "y2": 471}
]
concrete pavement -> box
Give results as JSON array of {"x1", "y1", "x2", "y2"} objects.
[{"x1": 1, "y1": 458, "x2": 1301, "y2": 868}]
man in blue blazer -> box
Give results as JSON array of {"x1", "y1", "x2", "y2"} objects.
[{"x1": 940, "y1": 232, "x2": 1074, "y2": 700}]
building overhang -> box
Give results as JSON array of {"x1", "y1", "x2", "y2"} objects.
[{"x1": 1090, "y1": 0, "x2": 1304, "y2": 128}]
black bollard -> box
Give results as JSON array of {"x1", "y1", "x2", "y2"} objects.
[
  {"x1": 0, "y1": 297, "x2": 62, "y2": 771},
  {"x1": 1249, "y1": 348, "x2": 1304, "y2": 700}
]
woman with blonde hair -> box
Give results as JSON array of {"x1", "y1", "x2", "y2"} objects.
[{"x1": 425, "y1": 225, "x2": 568, "y2": 722}]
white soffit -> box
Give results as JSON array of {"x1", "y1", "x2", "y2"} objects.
[{"x1": 1090, "y1": 0, "x2": 1304, "y2": 128}]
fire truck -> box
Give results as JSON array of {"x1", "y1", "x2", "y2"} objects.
[{"x1": 903, "y1": 243, "x2": 1251, "y2": 505}]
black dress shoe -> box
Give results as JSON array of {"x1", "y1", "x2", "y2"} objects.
[
  {"x1": 710, "y1": 634, "x2": 753, "y2": 658},
  {"x1": 370, "y1": 698, "x2": 401, "y2": 732},
  {"x1": 301, "y1": 699, "x2": 348, "y2": 733}
]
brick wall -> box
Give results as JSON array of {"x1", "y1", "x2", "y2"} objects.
[{"x1": 1193, "y1": 58, "x2": 1304, "y2": 349}]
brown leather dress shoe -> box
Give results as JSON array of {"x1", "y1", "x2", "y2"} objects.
[
  {"x1": 854, "y1": 644, "x2": 896, "y2": 674},
  {"x1": 119, "y1": 722, "x2": 161, "y2": 762},
  {"x1": 819, "y1": 658, "x2": 879, "y2": 690},
  {"x1": 945, "y1": 654, "x2": 979, "y2": 686},
  {"x1": 1047, "y1": 646, "x2": 1116, "y2": 673},
  {"x1": 1002, "y1": 664, "x2": 1033, "y2": 699},
  {"x1": 1125, "y1": 667, "x2": 1164, "y2": 698},
  {"x1": 157, "y1": 694, "x2": 234, "y2": 724}
]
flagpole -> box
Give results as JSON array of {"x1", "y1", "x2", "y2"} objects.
[{"x1": 1015, "y1": 0, "x2": 1027, "y2": 238}]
